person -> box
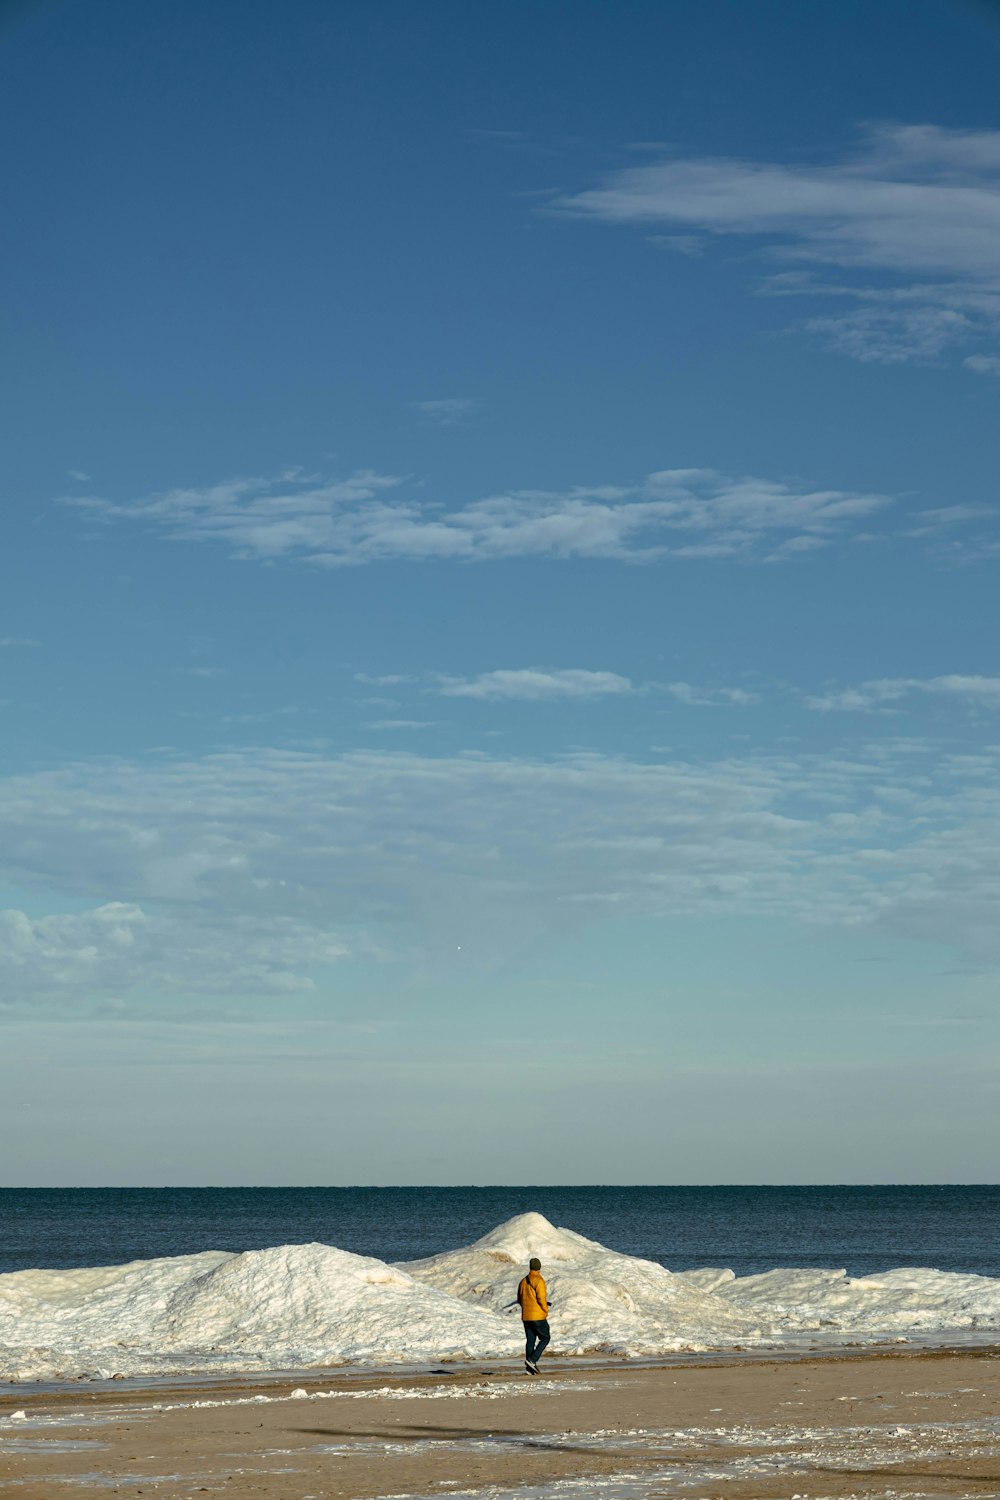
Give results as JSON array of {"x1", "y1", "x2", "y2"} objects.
[{"x1": 517, "y1": 1256, "x2": 551, "y2": 1373}]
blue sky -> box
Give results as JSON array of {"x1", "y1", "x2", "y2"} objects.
[{"x1": 2, "y1": 0, "x2": 1000, "y2": 1185}]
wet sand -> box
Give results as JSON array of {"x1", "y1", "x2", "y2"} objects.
[{"x1": 3, "y1": 1348, "x2": 1000, "y2": 1499}]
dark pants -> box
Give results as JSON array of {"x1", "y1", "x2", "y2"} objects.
[{"x1": 523, "y1": 1319, "x2": 551, "y2": 1365}]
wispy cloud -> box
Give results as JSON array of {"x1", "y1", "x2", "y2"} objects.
[
  {"x1": 64, "y1": 469, "x2": 404, "y2": 561},
  {"x1": 807, "y1": 674, "x2": 1000, "y2": 712},
  {"x1": 648, "y1": 234, "x2": 707, "y2": 256},
  {"x1": 0, "y1": 637, "x2": 41, "y2": 648},
  {"x1": 63, "y1": 466, "x2": 893, "y2": 568},
  {"x1": 560, "y1": 124, "x2": 1000, "y2": 368},
  {"x1": 355, "y1": 667, "x2": 756, "y2": 705},
  {"x1": 437, "y1": 669, "x2": 634, "y2": 700},
  {"x1": 4, "y1": 738, "x2": 1000, "y2": 1011},
  {"x1": 366, "y1": 718, "x2": 436, "y2": 730},
  {"x1": 0, "y1": 903, "x2": 347, "y2": 1009},
  {"x1": 411, "y1": 398, "x2": 479, "y2": 426},
  {"x1": 354, "y1": 673, "x2": 419, "y2": 687},
  {"x1": 964, "y1": 354, "x2": 1000, "y2": 376},
  {"x1": 662, "y1": 682, "x2": 758, "y2": 707},
  {"x1": 904, "y1": 504, "x2": 993, "y2": 537}
]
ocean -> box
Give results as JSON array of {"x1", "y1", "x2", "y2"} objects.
[{"x1": 2, "y1": 1184, "x2": 998, "y2": 1278}]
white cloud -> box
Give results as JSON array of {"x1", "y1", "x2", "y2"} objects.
[
  {"x1": 411, "y1": 398, "x2": 479, "y2": 425},
  {"x1": 62, "y1": 466, "x2": 893, "y2": 568},
  {"x1": 560, "y1": 124, "x2": 1000, "y2": 367},
  {"x1": 355, "y1": 667, "x2": 756, "y2": 706},
  {"x1": 3, "y1": 739, "x2": 1000, "y2": 1013},
  {"x1": 906, "y1": 505, "x2": 993, "y2": 537},
  {"x1": 663, "y1": 682, "x2": 758, "y2": 707},
  {"x1": 964, "y1": 353, "x2": 1000, "y2": 376},
  {"x1": 807, "y1": 675, "x2": 1000, "y2": 712},
  {"x1": 0, "y1": 903, "x2": 347, "y2": 1010},
  {"x1": 648, "y1": 234, "x2": 706, "y2": 256},
  {"x1": 354, "y1": 673, "x2": 419, "y2": 686},
  {"x1": 0, "y1": 637, "x2": 40, "y2": 648},
  {"x1": 804, "y1": 303, "x2": 972, "y2": 365},
  {"x1": 438, "y1": 669, "x2": 634, "y2": 700},
  {"x1": 66, "y1": 469, "x2": 405, "y2": 559},
  {"x1": 366, "y1": 719, "x2": 436, "y2": 730}
]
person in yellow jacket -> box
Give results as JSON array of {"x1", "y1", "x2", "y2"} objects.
[{"x1": 517, "y1": 1256, "x2": 551, "y2": 1373}]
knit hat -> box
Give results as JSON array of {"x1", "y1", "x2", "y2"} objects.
[{"x1": 529, "y1": 1257, "x2": 541, "y2": 1270}]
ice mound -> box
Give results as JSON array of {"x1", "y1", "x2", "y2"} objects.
[
  {"x1": 0, "y1": 1241, "x2": 510, "y2": 1381},
  {"x1": 717, "y1": 1263, "x2": 1000, "y2": 1334},
  {"x1": 399, "y1": 1212, "x2": 759, "y2": 1354},
  {"x1": 3, "y1": 1212, "x2": 1000, "y2": 1381},
  {"x1": 401, "y1": 1213, "x2": 1000, "y2": 1352}
]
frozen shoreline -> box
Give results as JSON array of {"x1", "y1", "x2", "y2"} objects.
[{"x1": 3, "y1": 1211, "x2": 1000, "y2": 1382}]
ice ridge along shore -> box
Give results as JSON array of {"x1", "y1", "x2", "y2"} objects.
[{"x1": 2, "y1": 1211, "x2": 1000, "y2": 1380}]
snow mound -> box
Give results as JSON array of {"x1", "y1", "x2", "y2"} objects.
[
  {"x1": 3, "y1": 1212, "x2": 1000, "y2": 1380},
  {"x1": 400, "y1": 1213, "x2": 759, "y2": 1354},
  {"x1": 0, "y1": 1241, "x2": 509, "y2": 1380},
  {"x1": 401, "y1": 1212, "x2": 1000, "y2": 1352},
  {"x1": 717, "y1": 1264, "x2": 1000, "y2": 1334},
  {"x1": 459, "y1": 1211, "x2": 600, "y2": 1265}
]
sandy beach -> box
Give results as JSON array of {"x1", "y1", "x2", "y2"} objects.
[{"x1": 3, "y1": 1348, "x2": 1000, "y2": 1499}]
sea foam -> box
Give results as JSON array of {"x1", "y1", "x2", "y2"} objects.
[{"x1": 2, "y1": 1211, "x2": 999, "y2": 1380}]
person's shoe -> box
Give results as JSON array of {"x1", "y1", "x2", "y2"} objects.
[{"x1": 524, "y1": 1359, "x2": 538, "y2": 1374}]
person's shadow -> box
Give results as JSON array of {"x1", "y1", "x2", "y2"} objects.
[{"x1": 294, "y1": 1424, "x2": 617, "y2": 1455}]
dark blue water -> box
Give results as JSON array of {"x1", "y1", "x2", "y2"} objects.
[{"x1": 1, "y1": 1186, "x2": 997, "y2": 1279}]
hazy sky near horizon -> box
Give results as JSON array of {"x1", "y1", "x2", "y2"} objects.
[{"x1": 3, "y1": 0, "x2": 1000, "y2": 1186}]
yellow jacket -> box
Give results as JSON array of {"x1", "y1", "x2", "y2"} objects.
[{"x1": 517, "y1": 1269, "x2": 548, "y2": 1321}]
